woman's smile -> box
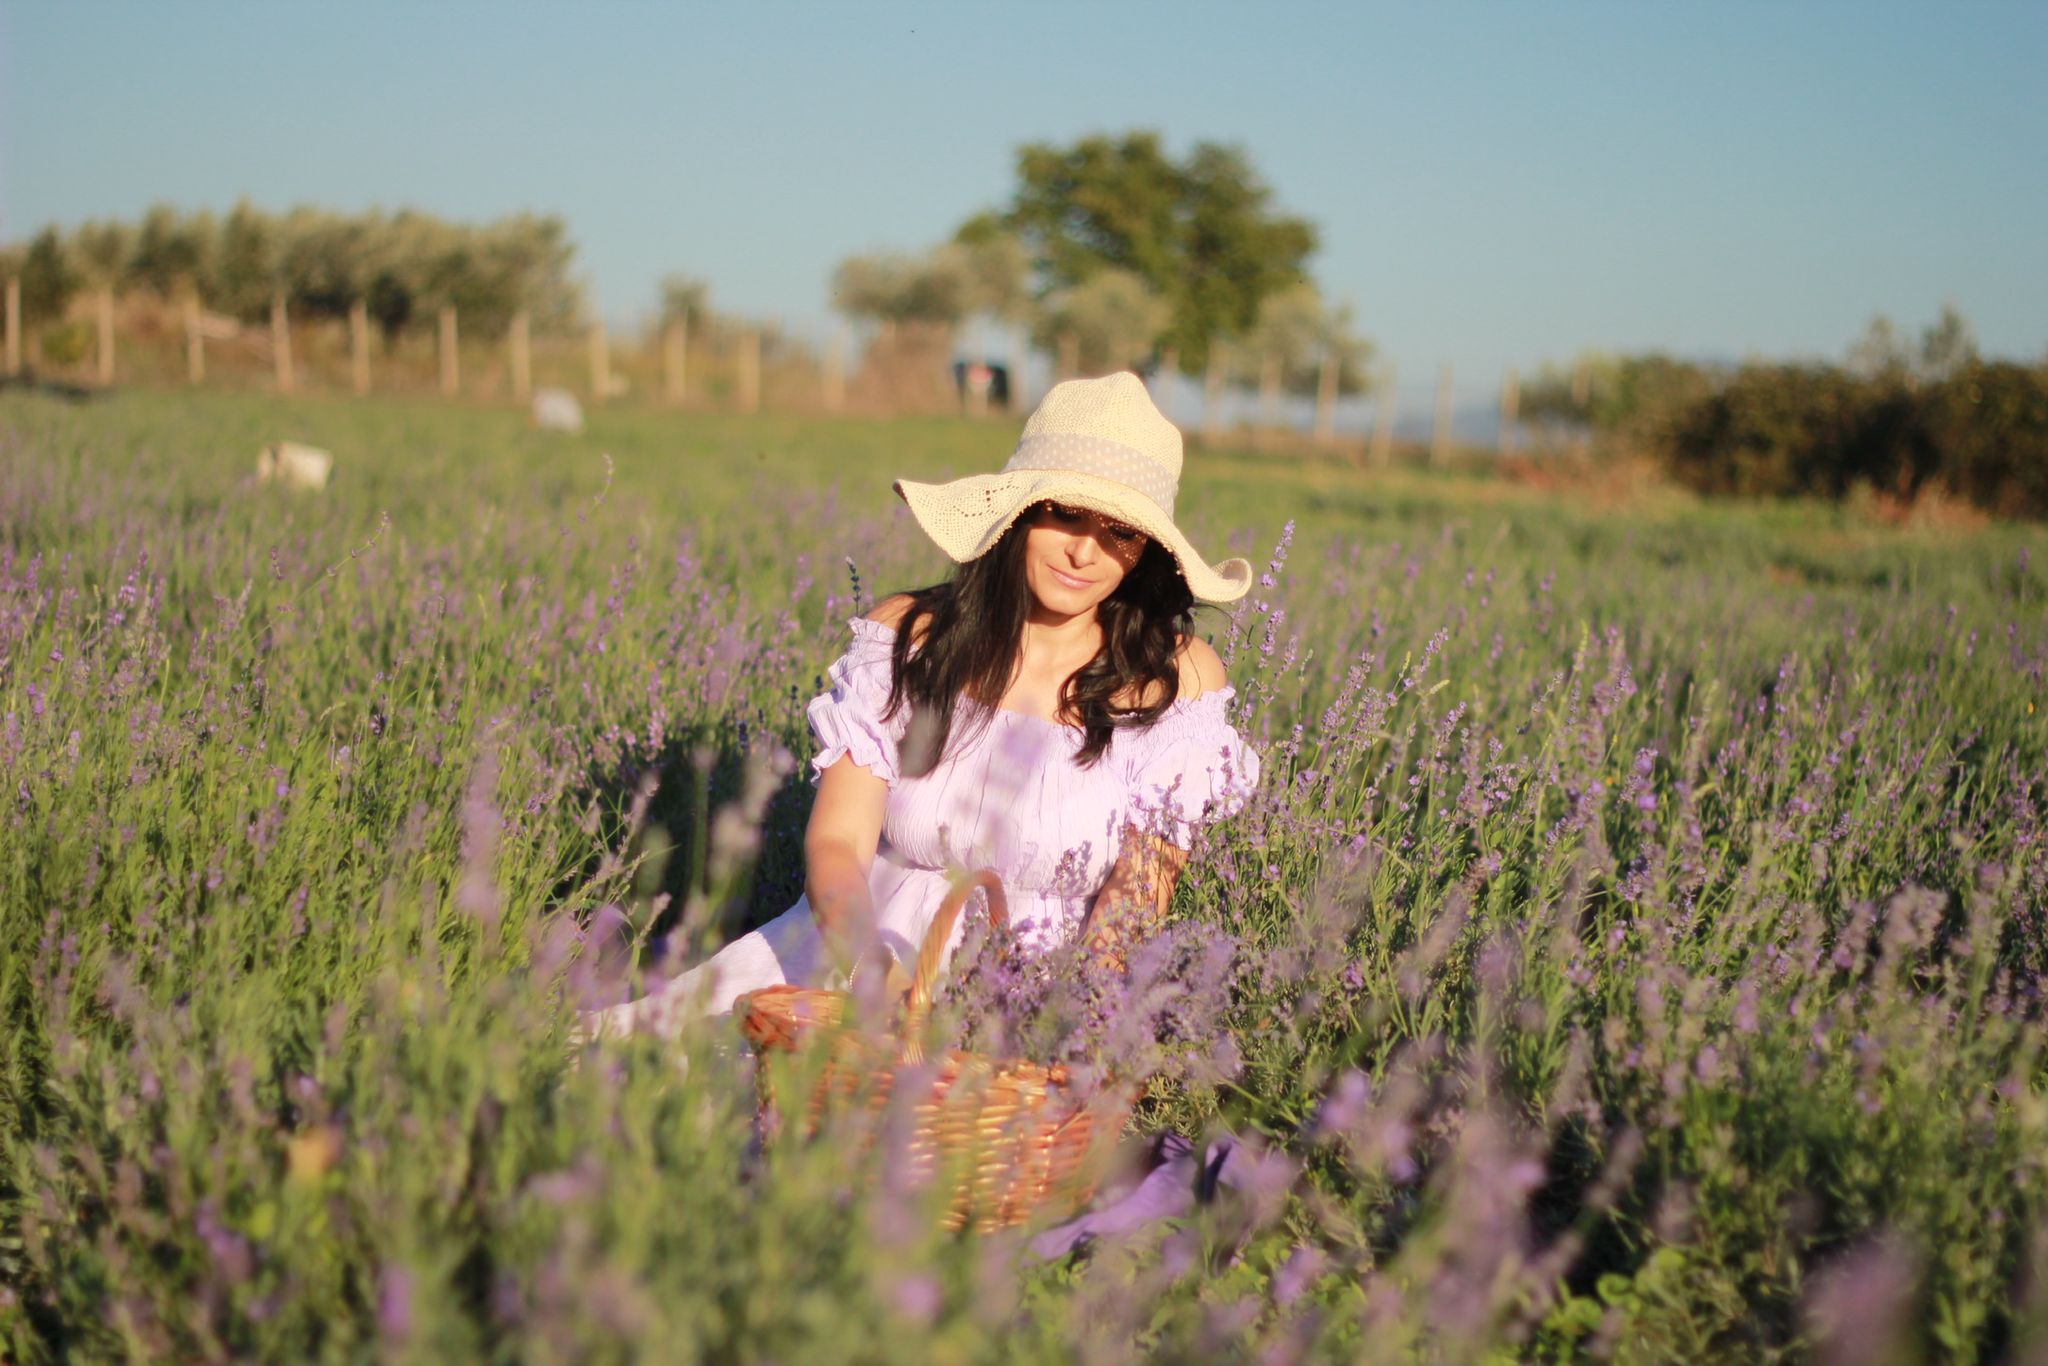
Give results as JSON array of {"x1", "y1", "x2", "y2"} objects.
[{"x1": 1020, "y1": 501, "x2": 1149, "y2": 619}]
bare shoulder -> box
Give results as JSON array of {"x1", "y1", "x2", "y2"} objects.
[
  {"x1": 864, "y1": 594, "x2": 916, "y2": 630},
  {"x1": 1175, "y1": 635, "x2": 1228, "y2": 699}
]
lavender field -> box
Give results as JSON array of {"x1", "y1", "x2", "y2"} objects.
[{"x1": 4, "y1": 388, "x2": 2046, "y2": 1361}]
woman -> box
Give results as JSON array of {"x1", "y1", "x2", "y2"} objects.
[{"x1": 581, "y1": 372, "x2": 1261, "y2": 1041}]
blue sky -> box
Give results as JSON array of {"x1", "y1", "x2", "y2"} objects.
[{"x1": 3, "y1": 0, "x2": 2043, "y2": 418}]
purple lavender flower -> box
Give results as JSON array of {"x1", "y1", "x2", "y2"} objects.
[{"x1": 378, "y1": 1264, "x2": 414, "y2": 1342}]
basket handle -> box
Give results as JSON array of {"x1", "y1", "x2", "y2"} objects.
[{"x1": 899, "y1": 869, "x2": 1007, "y2": 1063}]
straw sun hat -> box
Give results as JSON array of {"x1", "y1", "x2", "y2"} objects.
[{"x1": 893, "y1": 372, "x2": 1253, "y2": 604}]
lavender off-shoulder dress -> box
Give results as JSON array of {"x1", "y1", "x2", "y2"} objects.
[{"x1": 583, "y1": 617, "x2": 1261, "y2": 1037}]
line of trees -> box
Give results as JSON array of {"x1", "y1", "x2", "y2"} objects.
[
  {"x1": 830, "y1": 131, "x2": 1375, "y2": 400},
  {"x1": 1522, "y1": 309, "x2": 2048, "y2": 518},
  {"x1": 0, "y1": 203, "x2": 581, "y2": 344},
  {"x1": 8, "y1": 138, "x2": 1366, "y2": 414}
]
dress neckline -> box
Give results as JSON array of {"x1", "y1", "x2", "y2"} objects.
[
  {"x1": 976, "y1": 689, "x2": 1236, "y2": 733},
  {"x1": 844, "y1": 614, "x2": 1236, "y2": 733}
]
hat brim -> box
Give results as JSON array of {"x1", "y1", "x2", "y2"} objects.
[{"x1": 893, "y1": 470, "x2": 1252, "y2": 604}]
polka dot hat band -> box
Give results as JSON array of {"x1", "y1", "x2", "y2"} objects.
[{"x1": 893, "y1": 372, "x2": 1254, "y2": 604}]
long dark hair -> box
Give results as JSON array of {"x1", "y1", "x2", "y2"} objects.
[{"x1": 885, "y1": 502, "x2": 1196, "y2": 773}]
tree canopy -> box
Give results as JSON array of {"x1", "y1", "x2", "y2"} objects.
[
  {"x1": 982, "y1": 132, "x2": 1320, "y2": 373},
  {"x1": 3, "y1": 204, "x2": 580, "y2": 341},
  {"x1": 1035, "y1": 269, "x2": 1172, "y2": 376},
  {"x1": 1230, "y1": 283, "x2": 1375, "y2": 395},
  {"x1": 829, "y1": 249, "x2": 970, "y2": 326},
  {"x1": 14, "y1": 229, "x2": 82, "y2": 325},
  {"x1": 659, "y1": 275, "x2": 708, "y2": 328}
]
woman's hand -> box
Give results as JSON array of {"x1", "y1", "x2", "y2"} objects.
[
  {"x1": 1081, "y1": 827, "x2": 1190, "y2": 975},
  {"x1": 805, "y1": 752, "x2": 889, "y2": 975}
]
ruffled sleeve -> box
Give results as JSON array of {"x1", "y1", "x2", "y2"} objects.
[
  {"x1": 1123, "y1": 689, "x2": 1263, "y2": 848},
  {"x1": 806, "y1": 617, "x2": 908, "y2": 783}
]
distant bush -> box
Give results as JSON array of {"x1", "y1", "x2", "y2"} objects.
[
  {"x1": 1661, "y1": 364, "x2": 1911, "y2": 499},
  {"x1": 1533, "y1": 311, "x2": 2048, "y2": 520},
  {"x1": 1657, "y1": 362, "x2": 2048, "y2": 518},
  {"x1": 1519, "y1": 352, "x2": 1718, "y2": 453},
  {"x1": 1919, "y1": 362, "x2": 2048, "y2": 518}
]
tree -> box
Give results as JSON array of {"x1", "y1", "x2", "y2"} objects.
[
  {"x1": 660, "y1": 274, "x2": 708, "y2": 328},
  {"x1": 275, "y1": 209, "x2": 373, "y2": 321},
  {"x1": 829, "y1": 249, "x2": 969, "y2": 326},
  {"x1": 71, "y1": 221, "x2": 131, "y2": 290},
  {"x1": 125, "y1": 205, "x2": 213, "y2": 299},
  {"x1": 469, "y1": 213, "x2": 578, "y2": 334},
  {"x1": 208, "y1": 201, "x2": 280, "y2": 321},
  {"x1": 986, "y1": 131, "x2": 1319, "y2": 373},
  {"x1": 18, "y1": 228, "x2": 81, "y2": 325},
  {"x1": 1849, "y1": 306, "x2": 1982, "y2": 388},
  {"x1": 1177, "y1": 142, "x2": 1319, "y2": 370},
  {"x1": 1917, "y1": 304, "x2": 1978, "y2": 381},
  {"x1": 1035, "y1": 269, "x2": 1170, "y2": 376},
  {"x1": 1234, "y1": 283, "x2": 1374, "y2": 395},
  {"x1": 949, "y1": 220, "x2": 1033, "y2": 326},
  {"x1": 1519, "y1": 351, "x2": 1716, "y2": 441},
  {"x1": 18, "y1": 204, "x2": 578, "y2": 345},
  {"x1": 1846, "y1": 313, "x2": 1912, "y2": 381},
  {"x1": 336, "y1": 210, "x2": 433, "y2": 342}
]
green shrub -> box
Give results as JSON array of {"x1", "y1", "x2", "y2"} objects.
[{"x1": 1655, "y1": 360, "x2": 2048, "y2": 518}]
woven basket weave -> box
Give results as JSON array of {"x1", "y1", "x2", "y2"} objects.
[{"x1": 735, "y1": 870, "x2": 1134, "y2": 1231}]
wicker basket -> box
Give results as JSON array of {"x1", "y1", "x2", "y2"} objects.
[{"x1": 735, "y1": 870, "x2": 1135, "y2": 1231}]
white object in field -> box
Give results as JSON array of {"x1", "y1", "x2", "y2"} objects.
[
  {"x1": 257, "y1": 441, "x2": 333, "y2": 491},
  {"x1": 532, "y1": 387, "x2": 585, "y2": 432}
]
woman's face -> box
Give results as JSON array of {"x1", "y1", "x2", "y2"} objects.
[{"x1": 1021, "y1": 501, "x2": 1149, "y2": 618}]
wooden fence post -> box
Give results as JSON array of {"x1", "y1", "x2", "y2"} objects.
[
  {"x1": 1571, "y1": 360, "x2": 1592, "y2": 458},
  {"x1": 738, "y1": 328, "x2": 760, "y2": 413},
  {"x1": 4, "y1": 279, "x2": 20, "y2": 376},
  {"x1": 1202, "y1": 348, "x2": 1226, "y2": 444},
  {"x1": 1498, "y1": 366, "x2": 1519, "y2": 458},
  {"x1": 588, "y1": 322, "x2": 609, "y2": 403},
  {"x1": 1155, "y1": 346, "x2": 1179, "y2": 406},
  {"x1": 1431, "y1": 363, "x2": 1454, "y2": 466},
  {"x1": 438, "y1": 306, "x2": 459, "y2": 397},
  {"x1": 349, "y1": 299, "x2": 371, "y2": 395},
  {"x1": 271, "y1": 293, "x2": 294, "y2": 394},
  {"x1": 508, "y1": 310, "x2": 530, "y2": 403},
  {"x1": 1257, "y1": 352, "x2": 1281, "y2": 449},
  {"x1": 1371, "y1": 366, "x2": 1397, "y2": 468},
  {"x1": 97, "y1": 288, "x2": 115, "y2": 385},
  {"x1": 662, "y1": 313, "x2": 686, "y2": 405},
  {"x1": 1314, "y1": 349, "x2": 1339, "y2": 445},
  {"x1": 185, "y1": 297, "x2": 205, "y2": 385},
  {"x1": 822, "y1": 328, "x2": 845, "y2": 412}
]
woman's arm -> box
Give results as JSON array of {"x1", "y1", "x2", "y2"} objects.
[
  {"x1": 1081, "y1": 634, "x2": 1226, "y2": 971},
  {"x1": 804, "y1": 755, "x2": 888, "y2": 971},
  {"x1": 1081, "y1": 828, "x2": 1190, "y2": 975}
]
